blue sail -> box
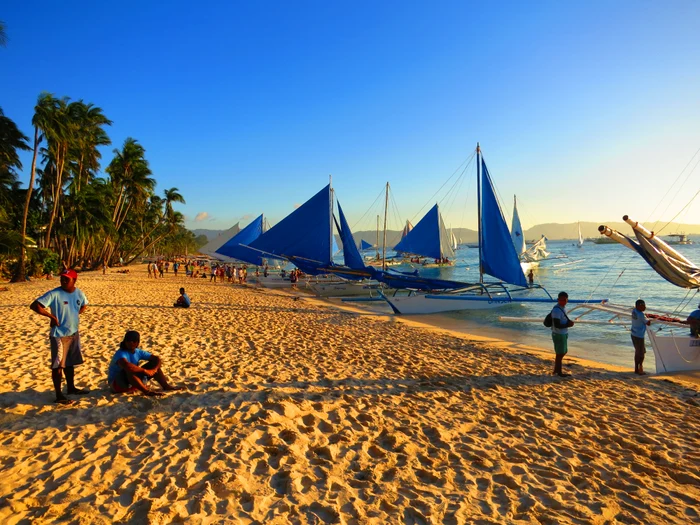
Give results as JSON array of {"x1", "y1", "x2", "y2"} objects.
[
  {"x1": 480, "y1": 159, "x2": 528, "y2": 287},
  {"x1": 249, "y1": 184, "x2": 332, "y2": 268},
  {"x1": 393, "y1": 204, "x2": 455, "y2": 260},
  {"x1": 215, "y1": 215, "x2": 271, "y2": 265},
  {"x1": 332, "y1": 235, "x2": 340, "y2": 256},
  {"x1": 337, "y1": 202, "x2": 367, "y2": 270},
  {"x1": 359, "y1": 239, "x2": 373, "y2": 251}
]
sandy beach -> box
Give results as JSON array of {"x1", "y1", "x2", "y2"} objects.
[{"x1": 1, "y1": 266, "x2": 699, "y2": 524}]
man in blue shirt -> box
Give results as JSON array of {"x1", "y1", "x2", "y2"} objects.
[
  {"x1": 30, "y1": 269, "x2": 89, "y2": 405},
  {"x1": 551, "y1": 291, "x2": 575, "y2": 377},
  {"x1": 107, "y1": 330, "x2": 183, "y2": 396},
  {"x1": 631, "y1": 299, "x2": 651, "y2": 375},
  {"x1": 687, "y1": 303, "x2": 700, "y2": 337},
  {"x1": 174, "y1": 287, "x2": 191, "y2": 308}
]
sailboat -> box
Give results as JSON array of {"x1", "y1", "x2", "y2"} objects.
[
  {"x1": 393, "y1": 204, "x2": 456, "y2": 267},
  {"x1": 577, "y1": 222, "x2": 584, "y2": 248},
  {"x1": 378, "y1": 144, "x2": 600, "y2": 315}
]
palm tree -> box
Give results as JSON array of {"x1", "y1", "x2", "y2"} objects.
[
  {"x1": 12, "y1": 93, "x2": 55, "y2": 282},
  {"x1": 0, "y1": 20, "x2": 7, "y2": 48},
  {"x1": 68, "y1": 101, "x2": 112, "y2": 194}
]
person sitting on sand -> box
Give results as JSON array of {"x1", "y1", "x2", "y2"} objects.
[
  {"x1": 174, "y1": 287, "x2": 190, "y2": 308},
  {"x1": 107, "y1": 330, "x2": 183, "y2": 397}
]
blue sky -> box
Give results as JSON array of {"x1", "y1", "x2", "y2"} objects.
[{"x1": 3, "y1": 1, "x2": 700, "y2": 233}]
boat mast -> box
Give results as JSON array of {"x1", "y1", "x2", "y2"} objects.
[
  {"x1": 382, "y1": 182, "x2": 389, "y2": 271},
  {"x1": 376, "y1": 214, "x2": 380, "y2": 259},
  {"x1": 477, "y1": 143, "x2": 483, "y2": 283},
  {"x1": 329, "y1": 175, "x2": 334, "y2": 265}
]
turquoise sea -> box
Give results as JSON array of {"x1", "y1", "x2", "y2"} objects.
[{"x1": 337, "y1": 239, "x2": 700, "y2": 370}]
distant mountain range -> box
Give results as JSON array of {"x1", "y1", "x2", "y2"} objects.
[{"x1": 192, "y1": 221, "x2": 700, "y2": 244}]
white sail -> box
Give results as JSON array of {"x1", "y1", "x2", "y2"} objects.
[
  {"x1": 577, "y1": 222, "x2": 584, "y2": 248},
  {"x1": 450, "y1": 229, "x2": 458, "y2": 250},
  {"x1": 511, "y1": 196, "x2": 526, "y2": 255}
]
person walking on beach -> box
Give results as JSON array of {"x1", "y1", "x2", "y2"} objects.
[
  {"x1": 550, "y1": 291, "x2": 574, "y2": 377},
  {"x1": 30, "y1": 269, "x2": 90, "y2": 404},
  {"x1": 290, "y1": 269, "x2": 299, "y2": 290},
  {"x1": 147, "y1": 263, "x2": 153, "y2": 278},
  {"x1": 528, "y1": 270, "x2": 534, "y2": 286},
  {"x1": 107, "y1": 331, "x2": 183, "y2": 396},
  {"x1": 631, "y1": 299, "x2": 651, "y2": 375},
  {"x1": 174, "y1": 287, "x2": 191, "y2": 308}
]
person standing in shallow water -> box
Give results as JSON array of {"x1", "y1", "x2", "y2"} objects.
[
  {"x1": 550, "y1": 291, "x2": 574, "y2": 377},
  {"x1": 30, "y1": 269, "x2": 90, "y2": 404},
  {"x1": 631, "y1": 299, "x2": 651, "y2": 375}
]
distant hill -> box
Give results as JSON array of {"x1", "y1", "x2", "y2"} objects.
[{"x1": 192, "y1": 221, "x2": 700, "y2": 245}]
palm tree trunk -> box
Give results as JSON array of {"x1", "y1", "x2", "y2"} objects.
[{"x1": 11, "y1": 127, "x2": 40, "y2": 283}]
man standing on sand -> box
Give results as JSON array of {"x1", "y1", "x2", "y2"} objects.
[
  {"x1": 30, "y1": 269, "x2": 90, "y2": 404},
  {"x1": 107, "y1": 331, "x2": 183, "y2": 397},
  {"x1": 550, "y1": 291, "x2": 574, "y2": 377},
  {"x1": 631, "y1": 299, "x2": 651, "y2": 375}
]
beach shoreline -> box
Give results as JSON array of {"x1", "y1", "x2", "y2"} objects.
[{"x1": 1, "y1": 266, "x2": 698, "y2": 524}]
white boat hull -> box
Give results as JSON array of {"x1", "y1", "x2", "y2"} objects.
[
  {"x1": 648, "y1": 330, "x2": 700, "y2": 373},
  {"x1": 383, "y1": 293, "x2": 512, "y2": 314}
]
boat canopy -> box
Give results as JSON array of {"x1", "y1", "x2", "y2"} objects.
[
  {"x1": 599, "y1": 216, "x2": 700, "y2": 288},
  {"x1": 393, "y1": 204, "x2": 455, "y2": 260},
  {"x1": 480, "y1": 159, "x2": 528, "y2": 287}
]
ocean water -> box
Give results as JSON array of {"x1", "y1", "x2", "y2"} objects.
[{"x1": 340, "y1": 240, "x2": 700, "y2": 370}]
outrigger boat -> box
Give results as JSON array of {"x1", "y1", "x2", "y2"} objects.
[
  {"x1": 375, "y1": 144, "x2": 603, "y2": 314},
  {"x1": 500, "y1": 214, "x2": 700, "y2": 373}
]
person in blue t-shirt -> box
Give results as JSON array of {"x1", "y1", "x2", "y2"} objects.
[
  {"x1": 107, "y1": 331, "x2": 183, "y2": 396},
  {"x1": 30, "y1": 269, "x2": 89, "y2": 405},
  {"x1": 174, "y1": 287, "x2": 191, "y2": 308},
  {"x1": 550, "y1": 291, "x2": 575, "y2": 377},
  {"x1": 631, "y1": 299, "x2": 651, "y2": 375},
  {"x1": 686, "y1": 303, "x2": 700, "y2": 337}
]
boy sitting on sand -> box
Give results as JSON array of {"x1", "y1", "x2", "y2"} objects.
[
  {"x1": 174, "y1": 287, "x2": 190, "y2": 308},
  {"x1": 107, "y1": 331, "x2": 183, "y2": 396}
]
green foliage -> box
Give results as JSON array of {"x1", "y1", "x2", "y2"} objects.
[
  {"x1": 30, "y1": 248, "x2": 60, "y2": 276},
  {"x1": 195, "y1": 234, "x2": 209, "y2": 248}
]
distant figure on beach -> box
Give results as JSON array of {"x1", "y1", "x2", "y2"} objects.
[
  {"x1": 174, "y1": 287, "x2": 191, "y2": 308},
  {"x1": 528, "y1": 270, "x2": 534, "y2": 285},
  {"x1": 107, "y1": 331, "x2": 183, "y2": 397},
  {"x1": 290, "y1": 269, "x2": 298, "y2": 290},
  {"x1": 687, "y1": 303, "x2": 700, "y2": 337},
  {"x1": 30, "y1": 269, "x2": 90, "y2": 405},
  {"x1": 147, "y1": 263, "x2": 153, "y2": 278},
  {"x1": 264, "y1": 265, "x2": 269, "y2": 277},
  {"x1": 550, "y1": 291, "x2": 574, "y2": 377},
  {"x1": 102, "y1": 260, "x2": 107, "y2": 275},
  {"x1": 631, "y1": 299, "x2": 651, "y2": 375}
]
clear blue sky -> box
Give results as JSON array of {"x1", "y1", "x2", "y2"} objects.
[{"x1": 3, "y1": 1, "x2": 700, "y2": 233}]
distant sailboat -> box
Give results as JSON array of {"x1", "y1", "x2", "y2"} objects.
[
  {"x1": 359, "y1": 239, "x2": 374, "y2": 251},
  {"x1": 393, "y1": 204, "x2": 455, "y2": 267},
  {"x1": 577, "y1": 222, "x2": 584, "y2": 248}
]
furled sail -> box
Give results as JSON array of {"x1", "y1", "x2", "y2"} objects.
[
  {"x1": 522, "y1": 235, "x2": 550, "y2": 262},
  {"x1": 480, "y1": 159, "x2": 528, "y2": 287},
  {"x1": 401, "y1": 220, "x2": 413, "y2": 240},
  {"x1": 599, "y1": 216, "x2": 700, "y2": 288},
  {"x1": 393, "y1": 204, "x2": 455, "y2": 260},
  {"x1": 248, "y1": 185, "x2": 333, "y2": 272},
  {"x1": 215, "y1": 215, "x2": 274, "y2": 265},
  {"x1": 511, "y1": 196, "x2": 526, "y2": 255}
]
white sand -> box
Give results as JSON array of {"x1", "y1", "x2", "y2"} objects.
[{"x1": 0, "y1": 266, "x2": 698, "y2": 524}]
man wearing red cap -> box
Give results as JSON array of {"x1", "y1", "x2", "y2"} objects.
[{"x1": 30, "y1": 269, "x2": 89, "y2": 404}]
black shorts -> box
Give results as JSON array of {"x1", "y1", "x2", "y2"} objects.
[{"x1": 631, "y1": 335, "x2": 646, "y2": 356}]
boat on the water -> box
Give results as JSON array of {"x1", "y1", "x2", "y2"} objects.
[
  {"x1": 665, "y1": 233, "x2": 693, "y2": 245},
  {"x1": 378, "y1": 144, "x2": 601, "y2": 315}
]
